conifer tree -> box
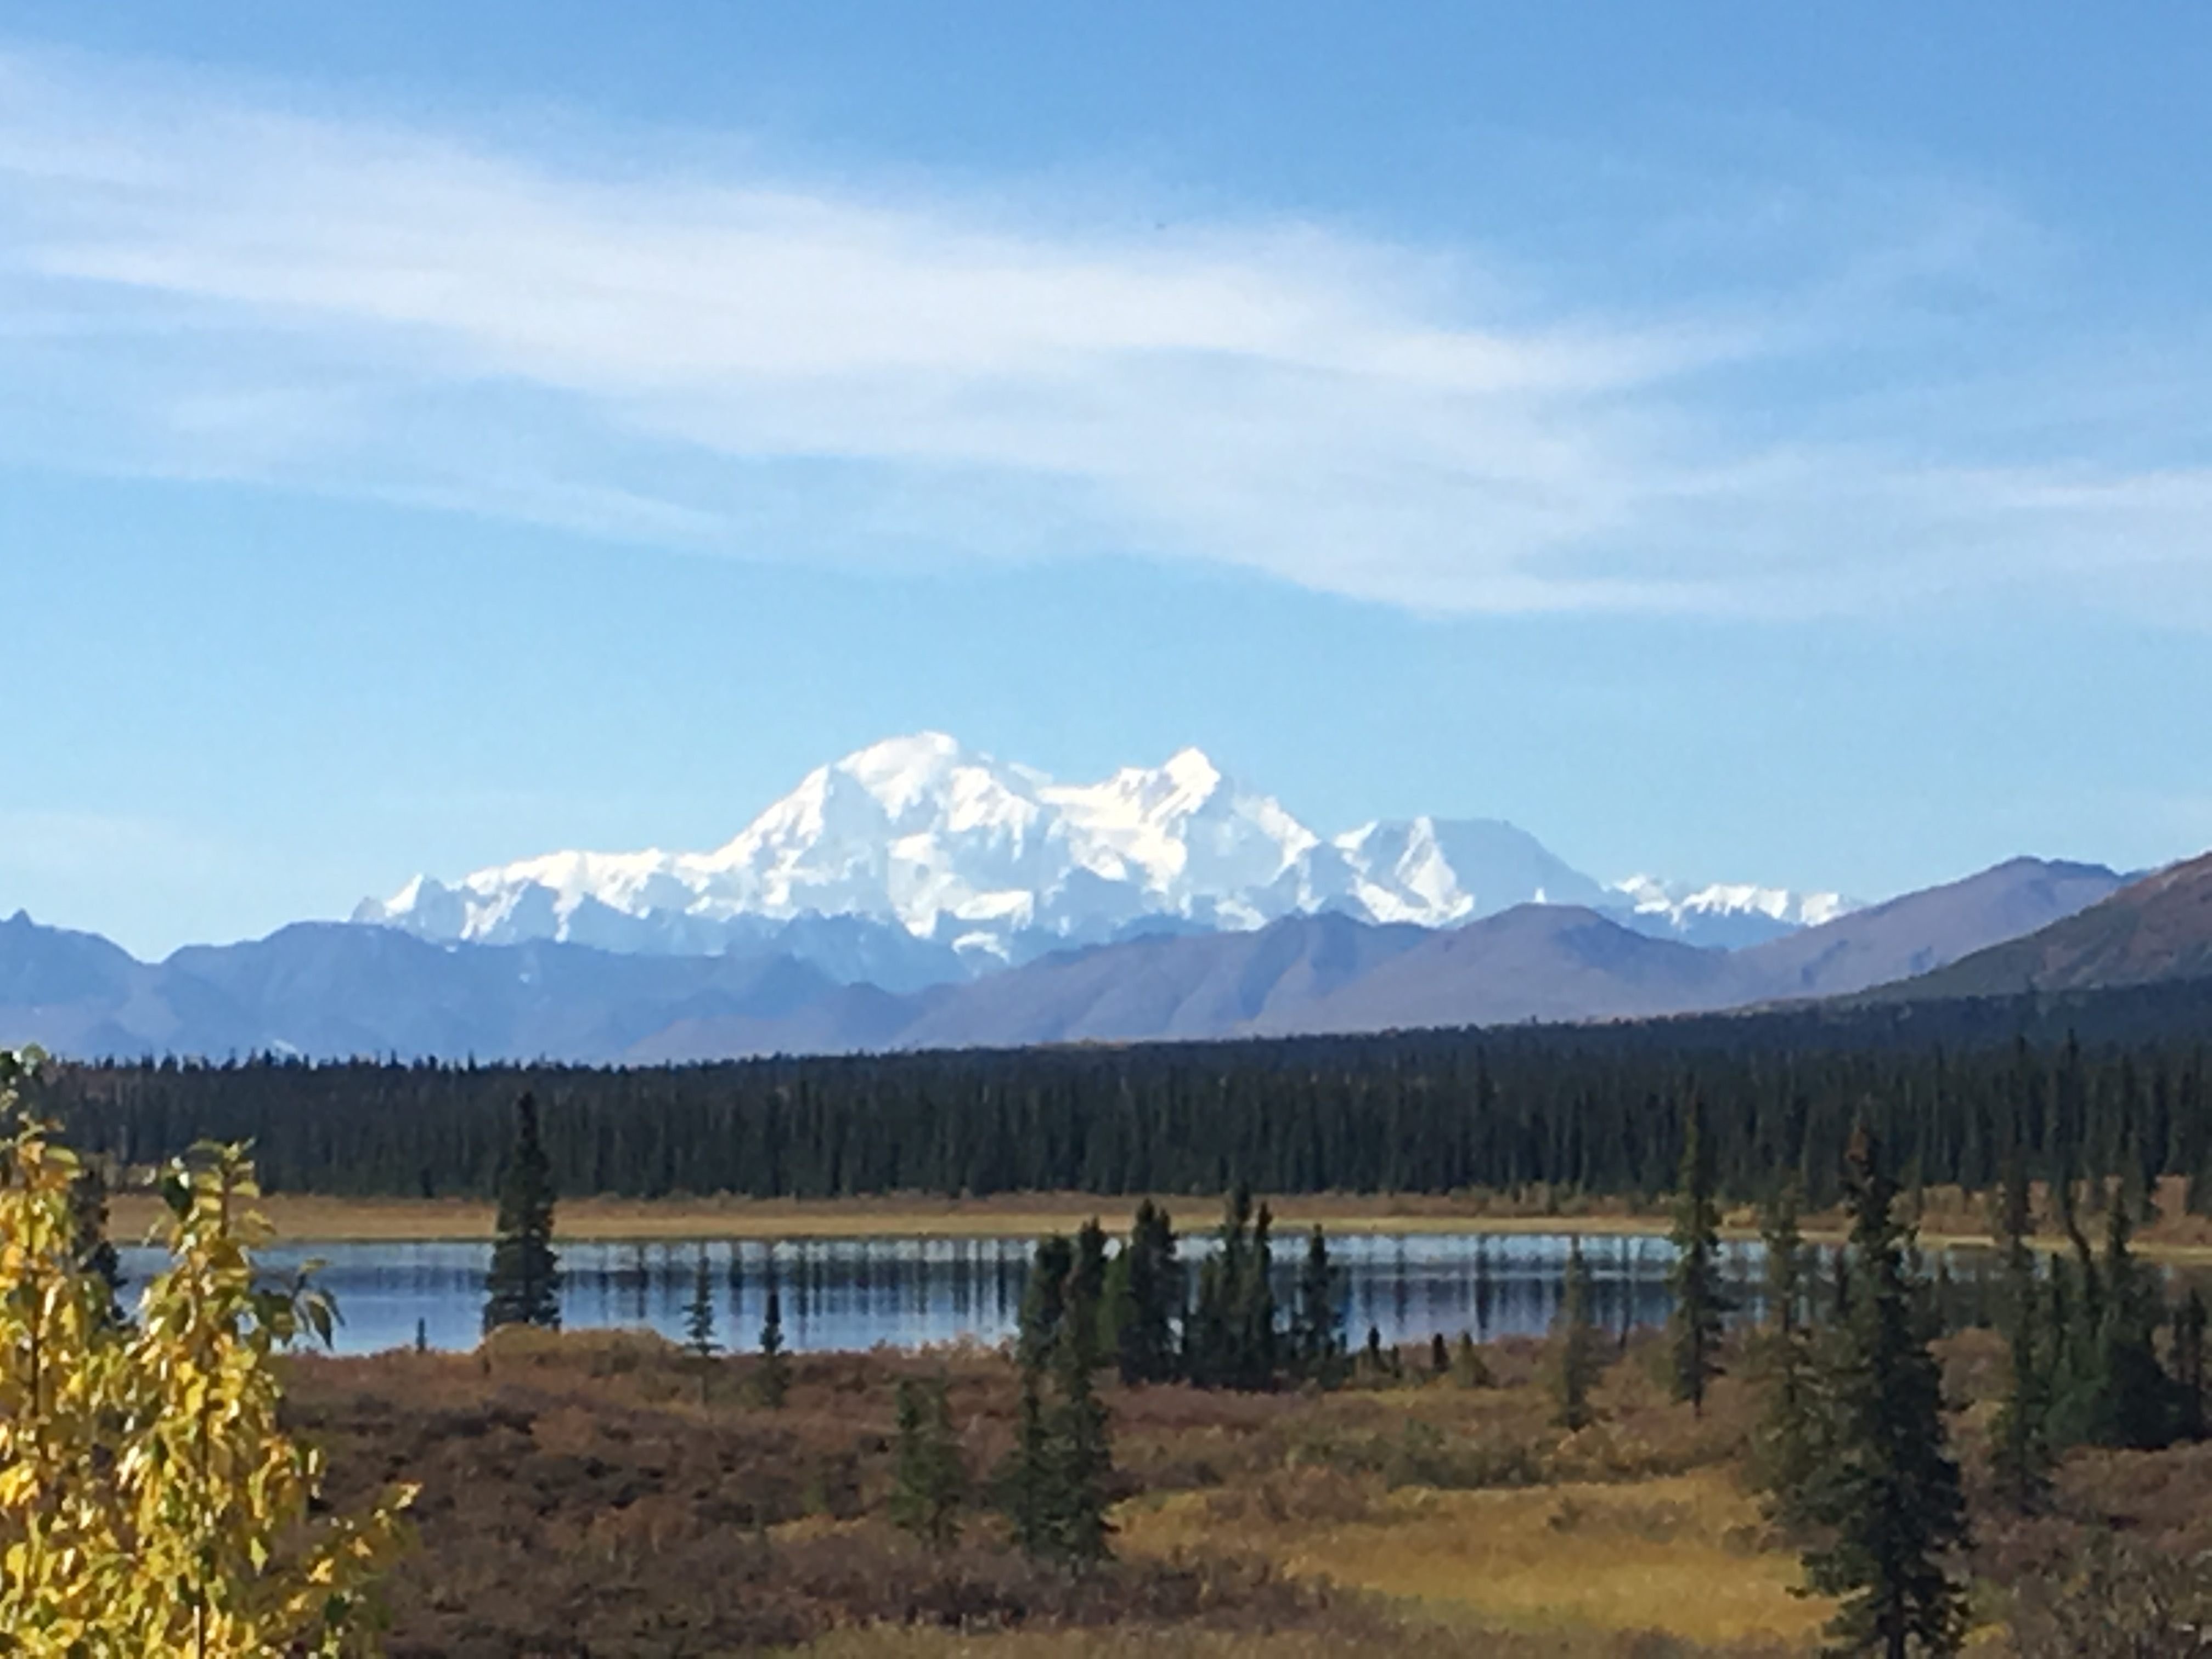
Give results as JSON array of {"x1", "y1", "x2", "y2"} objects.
[
  {"x1": 756, "y1": 1287, "x2": 791, "y2": 1408},
  {"x1": 1184, "y1": 1254, "x2": 1229, "y2": 1388},
  {"x1": 890, "y1": 1374, "x2": 968, "y2": 1549},
  {"x1": 1073, "y1": 1216, "x2": 1110, "y2": 1359},
  {"x1": 1667, "y1": 1101, "x2": 1730, "y2": 1414},
  {"x1": 2085, "y1": 1182, "x2": 2176, "y2": 1449},
  {"x1": 1006, "y1": 1357, "x2": 1054, "y2": 1558},
  {"x1": 1288, "y1": 1223, "x2": 1344, "y2": 1386},
  {"x1": 482, "y1": 1091, "x2": 560, "y2": 1334},
  {"x1": 1803, "y1": 1127, "x2": 1968, "y2": 1659},
  {"x1": 1750, "y1": 1181, "x2": 1822, "y2": 1527},
  {"x1": 1361, "y1": 1323, "x2": 1390, "y2": 1385},
  {"x1": 2045, "y1": 1170, "x2": 2104, "y2": 1445},
  {"x1": 1003, "y1": 1231, "x2": 1115, "y2": 1566},
  {"x1": 1235, "y1": 1197, "x2": 1279, "y2": 1391},
  {"x1": 684, "y1": 1247, "x2": 718, "y2": 1359},
  {"x1": 1988, "y1": 1155, "x2": 2053, "y2": 1510},
  {"x1": 1020, "y1": 1234, "x2": 1075, "y2": 1369},
  {"x1": 1045, "y1": 1237, "x2": 1114, "y2": 1566},
  {"x1": 1099, "y1": 1240, "x2": 1133, "y2": 1367},
  {"x1": 1187, "y1": 1185, "x2": 1275, "y2": 1389},
  {"x1": 1115, "y1": 1200, "x2": 1181, "y2": 1385},
  {"x1": 1006, "y1": 1234, "x2": 1071, "y2": 1553},
  {"x1": 1548, "y1": 1239, "x2": 1604, "y2": 1431}
]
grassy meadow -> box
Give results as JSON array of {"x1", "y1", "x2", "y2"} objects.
[{"x1": 283, "y1": 1318, "x2": 2212, "y2": 1657}]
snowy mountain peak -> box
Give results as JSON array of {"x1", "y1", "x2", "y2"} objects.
[
  {"x1": 359, "y1": 733, "x2": 1860, "y2": 971},
  {"x1": 1331, "y1": 816, "x2": 1611, "y2": 926},
  {"x1": 827, "y1": 731, "x2": 1001, "y2": 820},
  {"x1": 1609, "y1": 874, "x2": 1856, "y2": 949}
]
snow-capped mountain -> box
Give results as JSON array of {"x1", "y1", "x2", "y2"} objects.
[
  {"x1": 1333, "y1": 817, "x2": 1612, "y2": 924},
  {"x1": 1609, "y1": 875, "x2": 1858, "y2": 950},
  {"x1": 357, "y1": 732, "x2": 1855, "y2": 970}
]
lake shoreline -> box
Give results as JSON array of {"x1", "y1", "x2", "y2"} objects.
[{"x1": 106, "y1": 1189, "x2": 2212, "y2": 1261}]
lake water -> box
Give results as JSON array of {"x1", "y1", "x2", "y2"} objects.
[{"x1": 118, "y1": 1232, "x2": 1773, "y2": 1357}]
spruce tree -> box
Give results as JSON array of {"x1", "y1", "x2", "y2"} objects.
[
  {"x1": 1003, "y1": 1231, "x2": 1115, "y2": 1567},
  {"x1": 1045, "y1": 1242, "x2": 1114, "y2": 1567},
  {"x1": 756, "y1": 1287, "x2": 791, "y2": 1408},
  {"x1": 1750, "y1": 1181, "x2": 1821, "y2": 1528},
  {"x1": 1288, "y1": 1224, "x2": 1344, "y2": 1385},
  {"x1": 1548, "y1": 1239, "x2": 1604, "y2": 1431},
  {"x1": 1803, "y1": 1127, "x2": 1968, "y2": 1659},
  {"x1": 1073, "y1": 1216, "x2": 1110, "y2": 1359},
  {"x1": 1007, "y1": 1234, "x2": 1071, "y2": 1554},
  {"x1": 2045, "y1": 1171, "x2": 2104, "y2": 1445},
  {"x1": 1184, "y1": 1187, "x2": 1262, "y2": 1389},
  {"x1": 684, "y1": 1247, "x2": 718, "y2": 1359},
  {"x1": 482, "y1": 1092, "x2": 561, "y2": 1334},
  {"x1": 1234, "y1": 1198, "x2": 1279, "y2": 1391},
  {"x1": 890, "y1": 1374, "x2": 967, "y2": 1549},
  {"x1": 1099, "y1": 1242, "x2": 1133, "y2": 1369},
  {"x1": 1667, "y1": 1101, "x2": 1730, "y2": 1415},
  {"x1": 1020, "y1": 1234, "x2": 1075, "y2": 1369},
  {"x1": 1115, "y1": 1200, "x2": 1181, "y2": 1385},
  {"x1": 1184, "y1": 1254, "x2": 1229, "y2": 1388},
  {"x1": 2085, "y1": 1183, "x2": 2176, "y2": 1449},
  {"x1": 1361, "y1": 1323, "x2": 1390, "y2": 1385},
  {"x1": 1006, "y1": 1357, "x2": 1054, "y2": 1557},
  {"x1": 1988, "y1": 1154, "x2": 2053, "y2": 1510}
]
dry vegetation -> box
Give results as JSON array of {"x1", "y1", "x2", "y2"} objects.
[
  {"x1": 111, "y1": 1188, "x2": 1680, "y2": 1245},
  {"x1": 284, "y1": 1328, "x2": 1805, "y2": 1658},
  {"x1": 280, "y1": 1320, "x2": 2212, "y2": 1657}
]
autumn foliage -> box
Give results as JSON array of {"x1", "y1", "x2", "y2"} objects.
[{"x1": 0, "y1": 1049, "x2": 415, "y2": 1657}]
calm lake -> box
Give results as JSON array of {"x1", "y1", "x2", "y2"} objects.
[{"x1": 117, "y1": 1232, "x2": 1787, "y2": 1356}]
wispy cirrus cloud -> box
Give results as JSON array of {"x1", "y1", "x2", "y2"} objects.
[{"x1": 2, "y1": 48, "x2": 2209, "y2": 619}]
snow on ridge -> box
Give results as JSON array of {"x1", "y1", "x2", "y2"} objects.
[
  {"x1": 357, "y1": 732, "x2": 1855, "y2": 967},
  {"x1": 1606, "y1": 873, "x2": 1860, "y2": 946}
]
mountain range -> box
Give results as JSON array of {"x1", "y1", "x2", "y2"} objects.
[
  {"x1": 354, "y1": 732, "x2": 1853, "y2": 970},
  {"x1": 1863, "y1": 849, "x2": 2212, "y2": 1001},
  {"x1": 7, "y1": 731, "x2": 2199, "y2": 1064},
  {"x1": 0, "y1": 854, "x2": 2141, "y2": 1064}
]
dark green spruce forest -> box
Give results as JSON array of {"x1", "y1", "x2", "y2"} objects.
[{"x1": 39, "y1": 981, "x2": 2212, "y2": 1206}]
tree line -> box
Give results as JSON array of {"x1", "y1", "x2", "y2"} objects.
[{"x1": 40, "y1": 1012, "x2": 2212, "y2": 1208}]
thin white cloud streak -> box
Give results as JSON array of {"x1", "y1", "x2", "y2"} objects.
[{"x1": 2, "y1": 51, "x2": 2209, "y2": 618}]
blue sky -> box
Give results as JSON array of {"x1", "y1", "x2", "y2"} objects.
[{"x1": 5, "y1": 4, "x2": 2210, "y2": 955}]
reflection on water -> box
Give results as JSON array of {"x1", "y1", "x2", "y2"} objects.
[{"x1": 109, "y1": 1231, "x2": 2092, "y2": 1359}]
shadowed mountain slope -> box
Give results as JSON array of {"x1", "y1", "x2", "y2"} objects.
[
  {"x1": 1730, "y1": 856, "x2": 2125, "y2": 1001},
  {"x1": 1250, "y1": 904, "x2": 1749, "y2": 1034},
  {"x1": 1866, "y1": 851, "x2": 2212, "y2": 1001},
  {"x1": 885, "y1": 911, "x2": 1431, "y2": 1048}
]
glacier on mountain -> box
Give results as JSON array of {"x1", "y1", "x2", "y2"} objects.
[{"x1": 356, "y1": 732, "x2": 1855, "y2": 971}]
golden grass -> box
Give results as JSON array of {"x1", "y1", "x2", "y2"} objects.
[
  {"x1": 1117, "y1": 1468, "x2": 1829, "y2": 1649},
  {"x1": 103, "y1": 1178, "x2": 2212, "y2": 1261},
  {"x1": 105, "y1": 1190, "x2": 1675, "y2": 1244}
]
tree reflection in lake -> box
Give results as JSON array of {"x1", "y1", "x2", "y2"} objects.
[{"x1": 114, "y1": 1230, "x2": 2136, "y2": 1358}]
